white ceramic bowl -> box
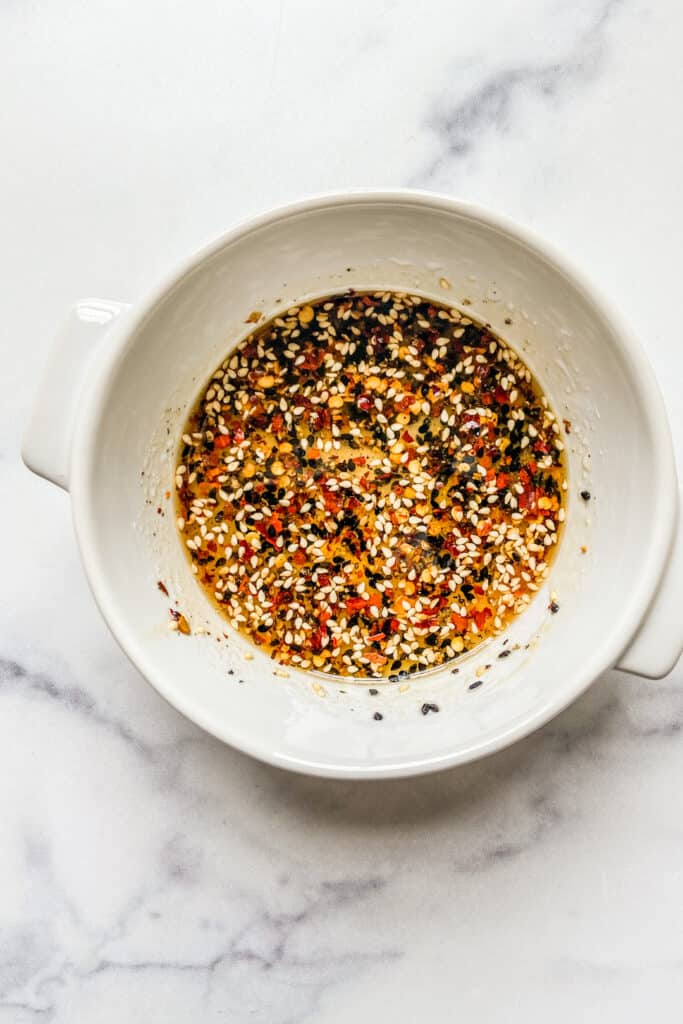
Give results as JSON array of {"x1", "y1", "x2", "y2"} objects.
[{"x1": 23, "y1": 192, "x2": 682, "y2": 778}]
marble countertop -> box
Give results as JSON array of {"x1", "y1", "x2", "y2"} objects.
[{"x1": 3, "y1": 0, "x2": 683, "y2": 1019}]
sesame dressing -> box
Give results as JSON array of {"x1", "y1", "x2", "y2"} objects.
[{"x1": 175, "y1": 291, "x2": 565, "y2": 679}]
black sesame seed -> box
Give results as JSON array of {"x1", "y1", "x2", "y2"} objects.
[
  {"x1": 549, "y1": 600, "x2": 560, "y2": 614},
  {"x1": 368, "y1": 687, "x2": 379, "y2": 695},
  {"x1": 421, "y1": 702, "x2": 440, "y2": 715},
  {"x1": 178, "y1": 289, "x2": 566, "y2": 681},
  {"x1": 497, "y1": 649, "x2": 511, "y2": 659},
  {"x1": 468, "y1": 679, "x2": 483, "y2": 690},
  {"x1": 580, "y1": 490, "x2": 591, "y2": 501},
  {"x1": 373, "y1": 711, "x2": 383, "y2": 721}
]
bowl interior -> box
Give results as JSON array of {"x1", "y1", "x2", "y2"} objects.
[{"x1": 73, "y1": 196, "x2": 669, "y2": 776}]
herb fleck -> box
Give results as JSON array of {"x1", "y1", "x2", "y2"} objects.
[{"x1": 175, "y1": 291, "x2": 566, "y2": 679}]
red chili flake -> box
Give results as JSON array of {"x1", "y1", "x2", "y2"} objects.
[
  {"x1": 301, "y1": 352, "x2": 324, "y2": 370},
  {"x1": 472, "y1": 607, "x2": 492, "y2": 630},
  {"x1": 176, "y1": 289, "x2": 566, "y2": 679},
  {"x1": 310, "y1": 625, "x2": 328, "y2": 652},
  {"x1": 518, "y1": 487, "x2": 536, "y2": 511},
  {"x1": 310, "y1": 408, "x2": 330, "y2": 430},
  {"x1": 443, "y1": 535, "x2": 460, "y2": 557},
  {"x1": 255, "y1": 522, "x2": 279, "y2": 548},
  {"x1": 321, "y1": 490, "x2": 342, "y2": 514}
]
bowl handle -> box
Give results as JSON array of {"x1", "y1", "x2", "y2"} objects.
[
  {"x1": 22, "y1": 298, "x2": 130, "y2": 492},
  {"x1": 616, "y1": 498, "x2": 683, "y2": 679}
]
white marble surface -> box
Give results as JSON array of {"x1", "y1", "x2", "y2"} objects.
[{"x1": 3, "y1": 0, "x2": 683, "y2": 1019}]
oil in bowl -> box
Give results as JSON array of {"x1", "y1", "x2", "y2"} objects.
[{"x1": 175, "y1": 291, "x2": 566, "y2": 679}]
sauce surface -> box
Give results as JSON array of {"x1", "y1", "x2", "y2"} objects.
[{"x1": 175, "y1": 291, "x2": 565, "y2": 679}]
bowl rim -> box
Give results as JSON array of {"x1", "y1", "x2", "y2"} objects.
[{"x1": 69, "y1": 189, "x2": 678, "y2": 779}]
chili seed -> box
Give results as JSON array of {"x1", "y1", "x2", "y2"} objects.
[{"x1": 175, "y1": 290, "x2": 566, "y2": 680}]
